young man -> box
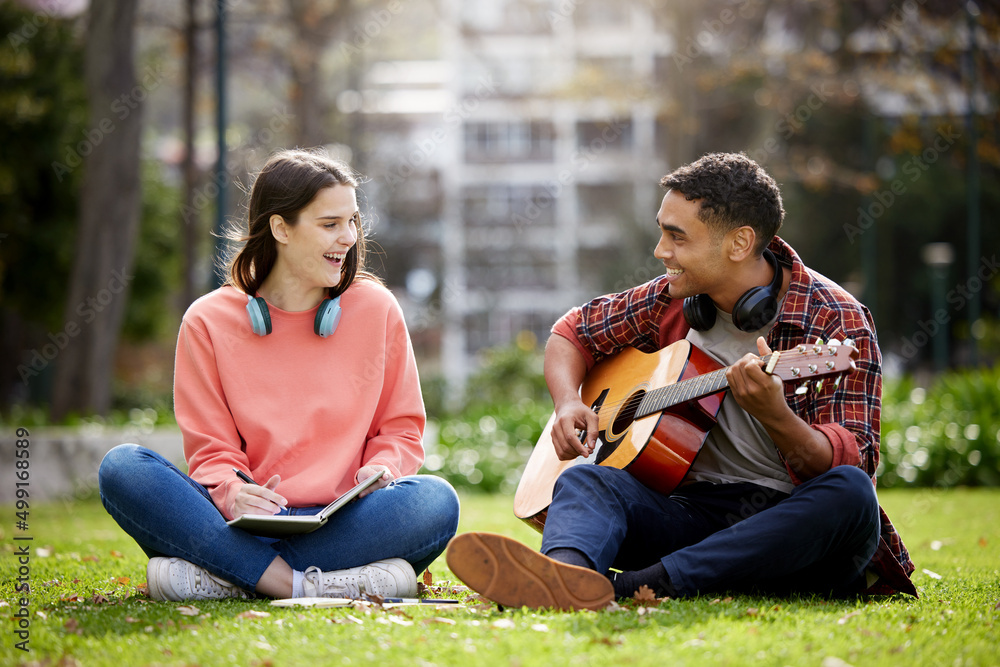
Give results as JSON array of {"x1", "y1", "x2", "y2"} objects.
[{"x1": 446, "y1": 153, "x2": 916, "y2": 610}]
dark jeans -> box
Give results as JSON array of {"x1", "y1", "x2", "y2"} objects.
[
  {"x1": 99, "y1": 444, "x2": 460, "y2": 591},
  {"x1": 540, "y1": 465, "x2": 880, "y2": 597}
]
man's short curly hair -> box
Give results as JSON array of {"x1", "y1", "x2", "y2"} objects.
[{"x1": 659, "y1": 152, "x2": 784, "y2": 255}]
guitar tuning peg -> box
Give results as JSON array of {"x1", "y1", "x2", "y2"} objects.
[
  {"x1": 814, "y1": 337, "x2": 824, "y2": 345},
  {"x1": 795, "y1": 384, "x2": 809, "y2": 395},
  {"x1": 833, "y1": 375, "x2": 843, "y2": 389},
  {"x1": 843, "y1": 338, "x2": 855, "y2": 348},
  {"x1": 815, "y1": 379, "x2": 825, "y2": 392},
  {"x1": 828, "y1": 339, "x2": 841, "y2": 346}
]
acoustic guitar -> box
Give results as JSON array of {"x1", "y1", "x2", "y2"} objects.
[{"x1": 513, "y1": 338, "x2": 858, "y2": 532}]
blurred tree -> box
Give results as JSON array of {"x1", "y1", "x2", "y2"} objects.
[
  {"x1": 286, "y1": 0, "x2": 352, "y2": 146},
  {"x1": 0, "y1": 2, "x2": 86, "y2": 408},
  {"x1": 645, "y1": 0, "x2": 1000, "y2": 368},
  {"x1": 50, "y1": 0, "x2": 143, "y2": 419}
]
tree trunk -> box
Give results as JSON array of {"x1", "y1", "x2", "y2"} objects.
[
  {"x1": 50, "y1": 0, "x2": 142, "y2": 420},
  {"x1": 181, "y1": 0, "x2": 198, "y2": 309},
  {"x1": 287, "y1": 0, "x2": 349, "y2": 147}
]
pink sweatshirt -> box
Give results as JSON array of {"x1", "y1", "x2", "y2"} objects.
[{"x1": 173, "y1": 280, "x2": 425, "y2": 520}]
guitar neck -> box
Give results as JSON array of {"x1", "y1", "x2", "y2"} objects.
[{"x1": 635, "y1": 353, "x2": 773, "y2": 419}]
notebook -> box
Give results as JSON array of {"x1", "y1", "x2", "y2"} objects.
[{"x1": 226, "y1": 470, "x2": 384, "y2": 538}]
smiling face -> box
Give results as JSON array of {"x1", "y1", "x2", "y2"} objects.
[
  {"x1": 266, "y1": 184, "x2": 359, "y2": 309},
  {"x1": 654, "y1": 189, "x2": 730, "y2": 303}
]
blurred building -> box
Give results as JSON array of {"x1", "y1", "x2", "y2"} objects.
[{"x1": 353, "y1": 0, "x2": 673, "y2": 391}]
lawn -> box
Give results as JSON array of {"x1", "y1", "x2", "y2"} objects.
[{"x1": 2, "y1": 488, "x2": 997, "y2": 666}]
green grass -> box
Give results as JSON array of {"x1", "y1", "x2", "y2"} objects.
[{"x1": 2, "y1": 489, "x2": 997, "y2": 666}]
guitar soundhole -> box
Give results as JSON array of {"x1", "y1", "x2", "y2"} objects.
[{"x1": 611, "y1": 390, "x2": 646, "y2": 436}]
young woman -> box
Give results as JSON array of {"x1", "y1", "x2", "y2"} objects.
[{"x1": 99, "y1": 149, "x2": 459, "y2": 601}]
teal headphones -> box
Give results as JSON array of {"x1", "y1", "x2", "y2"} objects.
[{"x1": 246, "y1": 294, "x2": 342, "y2": 338}]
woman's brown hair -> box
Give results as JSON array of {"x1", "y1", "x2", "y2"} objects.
[{"x1": 225, "y1": 148, "x2": 379, "y2": 298}]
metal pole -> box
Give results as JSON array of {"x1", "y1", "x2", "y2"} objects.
[
  {"x1": 862, "y1": 115, "x2": 877, "y2": 323},
  {"x1": 965, "y1": 2, "x2": 981, "y2": 365},
  {"x1": 213, "y1": 0, "x2": 228, "y2": 289}
]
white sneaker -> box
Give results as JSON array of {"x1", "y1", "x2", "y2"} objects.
[
  {"x1": 301, "y1": 558, "x2": 417, "y2": 598},
  {"x1": 147, "y1": 557, "x2": 253, "y2": 601}
]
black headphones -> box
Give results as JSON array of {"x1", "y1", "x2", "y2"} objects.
[
  {"x1": 246, "y1": 294, "x2": 342, "y2": 338},
  {"x1": 682, "y1": 248, "x2": 783, "y2": 332}
]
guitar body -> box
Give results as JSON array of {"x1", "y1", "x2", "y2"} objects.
[{"x1": 513, "y1": 340, "x2": 726, "y2": 531}]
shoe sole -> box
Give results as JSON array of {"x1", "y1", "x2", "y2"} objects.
[{"x1": 445, "y1": 532, "x2": 614, "y2": 611}]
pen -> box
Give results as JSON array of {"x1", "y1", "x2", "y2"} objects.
[
  {"x1": 233, "y1": 468, "x2": 258, "y2": 485},
  {"x1": 379, "y1": 598, "x2": 461, "y2": 604}
]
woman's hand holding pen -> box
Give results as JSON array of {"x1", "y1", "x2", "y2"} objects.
[
  {"x1": 356, "y1": 464, "x2": 393, "y2": 498},
  {"x1": 232, "y1": 471, "x2": 287, "y2": 518}
]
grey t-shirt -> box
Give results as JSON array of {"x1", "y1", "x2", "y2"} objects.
[{"x1": 683, "y1": 303, "x2": 794, "y2": 494}]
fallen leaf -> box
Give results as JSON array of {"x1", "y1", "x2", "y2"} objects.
[
  {"x1": 82, "y1": 555, "x2": 99, "y2": 562},
  {"x1": 237, "y1": 610, "x2": 271, "y2": 620},
  {"x1": 91, "y1": 594, "x2": 109, "y2": 605},
  {"x1": 111, "y1": 550, "x2": 124, "y2": 558},
  {"x1": 381, "y1": 615, "x2": 413, "y2": 627},
  {"x1": 632, "y1": 585, "x2": 658, "y2": 602},
  {"x1": 979, "y1": 537, "x2": 988, "y2": 548},
  {"x1": 922, "y1": 568, "x2": 942, "y2": 580},
  {"x1": 423, "y1": 569, "x2": 433, "y2": 586},
  {"x1": 61, "y1": 595, "x2": 81, "y2": 603},
  {"x1": 421, "y1": 617, "x2": 456, "y2": 625},
  {"x1": 116, "y1": 577, "x2": 131, "y2": 586},
  {"x1": 64, "y1": 619, "x2": 82, "y2": 635},
  {"x1": 43, "y1": 580, "x2": 62, "y2": 587},
  {"x1": 594, "y1": 636, "x2": 624, "y2": 646},
  {"x1": 745, "y1": 608, "x2": 759, "y2": 616},
  {"x1": 821, "y1": 657, "x2": 854, "y2": 667},
  {"x1": 125, "y1": 617, "x2": 140, "y2": 623},
  {"x1": 177, "y1": 605, "x2": 200, "y2": 616},
  {"x1": 838, "y1": 610, "x2": 862, "y2": 625},
  {"x1": 709, "y1": 598, "x2": 722, "y2": 604}
]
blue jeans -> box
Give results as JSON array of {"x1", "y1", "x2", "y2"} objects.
[
  {"x1": 540, "y1": 465, "x2": 880, "y2": 597},
  {"x1": 99, "y1": 444, "x2": 460, "y2": 592}
]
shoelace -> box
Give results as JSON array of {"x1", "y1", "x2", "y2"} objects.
[
  {"x1": 304, "y1": 566, "x2": 363, "y2": 598},
  {"x1": 192, "y1": 569, "x2": 248, "y2": 598}
]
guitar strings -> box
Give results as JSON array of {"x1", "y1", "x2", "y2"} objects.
[{"x1": 587, "y1": 368, "x2": 730, "y2": 417}]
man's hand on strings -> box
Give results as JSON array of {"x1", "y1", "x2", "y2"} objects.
[
  {"x1": 552, "y1": 399, "x2": 598, "y2": 461},
  {"x1": 726, "y1": 336, "x2": 787, "y2": 421}
]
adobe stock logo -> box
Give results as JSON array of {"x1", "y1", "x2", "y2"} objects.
[
  {"x1": 17, "y1": 268, "x2": 134, "y2": 385},
  {"x1": 899, "y1": 254, "x2": 999, "y2": 360},
  {"x1": 844, "y1": 125, "x2": 960, "y2": 244}
]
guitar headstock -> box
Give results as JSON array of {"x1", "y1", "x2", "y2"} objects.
[{"x1": 765, "y1": 339, "x2": 858, "y2": 393}]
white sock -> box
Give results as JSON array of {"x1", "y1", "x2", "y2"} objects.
[{"x1": 292, "y1": 569, "x2": 305, "y2": 598}]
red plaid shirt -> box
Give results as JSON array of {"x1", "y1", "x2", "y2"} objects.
[{"x1": 551, "y1": 236, "x2": 916, "y2": 597}]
